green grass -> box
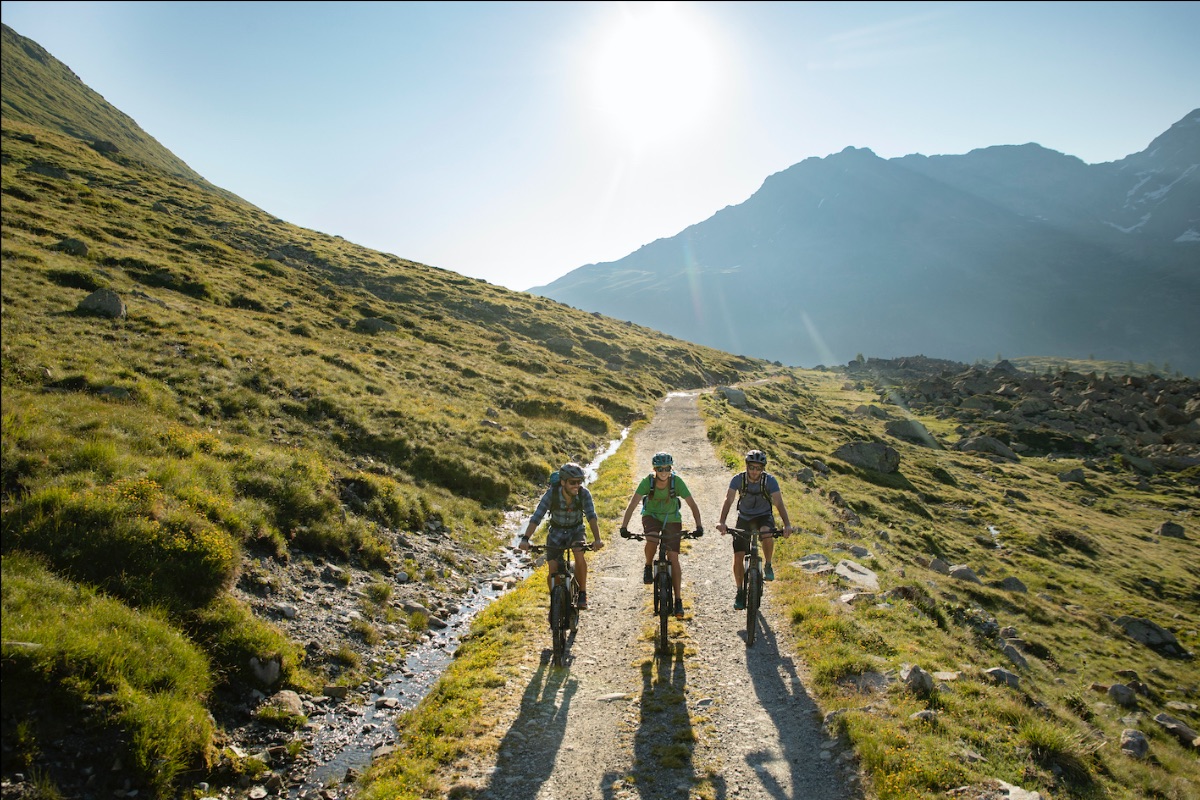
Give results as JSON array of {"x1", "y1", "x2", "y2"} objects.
[
  {"x1": 698, "y1": 371, "x2": 1200, "y2": 799},
  {"x1": 1, "y1": 103, "x2": 769, "y2": 797},
  {"x1": 1, "y1": 551, "x2": 216, "y2": 796}
]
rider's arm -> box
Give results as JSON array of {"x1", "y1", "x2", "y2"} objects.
[
  {"x1": 716, "y1": 488, "x2": 735, "y2": 531},
  {"x1": 521, "y1": 491, "x2": 552, "y2": 546},
  {"x1": 770, "y1": 490, "x2": 792, "y2": 533},
  {"x1": 619, "y1": 493, "x2": 643, "y2": 529},
  {"x1": 685, "y1": 496, "x2": 703, "y2": 531}
]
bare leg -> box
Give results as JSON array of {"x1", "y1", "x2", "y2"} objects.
[
  {"x1": 574, "y1": 549, "x2": 587, "y2": 592},
  {"x1": 762, "y1": 533, "x2": 775, "y2": 566},
  {"x1": 644, "y1": 539, "x2": 655, "y2": 569},
  {"x1": 669, "y1": 551, "x2": 682, "y2": 599},
  {"x1": 733, "y1": 552, "x2": 746, "y2": 589}
]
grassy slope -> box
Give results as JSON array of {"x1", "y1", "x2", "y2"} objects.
[
  {"x1": 698, "y1": 373, "x2": 1198, "y2": 799},
  {"x1": 374, "y1": 372, "x2": 1197, "y2": 799},
  {"x1": 0, "y1": 59, "x2": 767, "y2": 796}
]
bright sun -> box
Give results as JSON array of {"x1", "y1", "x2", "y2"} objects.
[{"x1": 588, "y1": 3, "x2": 721, "y2": 150}]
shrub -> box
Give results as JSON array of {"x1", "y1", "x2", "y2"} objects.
[
  {"x1": 2, "y1": 479, "x2": 240, "y2": 612},
  {"x1": 2, "y1": 552, "x2": 216, "y2": 797}
]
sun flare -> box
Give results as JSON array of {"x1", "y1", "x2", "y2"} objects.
[{"x1": 588, "y1": 3, "x2": 721, "y2": 150}]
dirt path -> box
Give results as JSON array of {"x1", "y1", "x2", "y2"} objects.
[{"x1": 455, "y1": 391, "x2": 861, "y2": 799}]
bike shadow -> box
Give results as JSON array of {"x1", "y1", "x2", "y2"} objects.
[
  {"x1": 479, "y1": 659, "x2": 579, "y2": 798},
  {"x1": 599, "y1": 640, "x2": 713, "y2": 799},
  {"x1": 735, "y1": 614, "x2": 862, "y2": 800}
]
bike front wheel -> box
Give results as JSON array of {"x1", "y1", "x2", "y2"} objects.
[
  {"x1": 550, "y1": 585, "x2": 569, "y2": 666},
  {"x1": 657, "y1": 573, "x2": 672, "y2": 655},
  {"x1": 745, "y1": 567, "x2": 761, "y2": 646}
]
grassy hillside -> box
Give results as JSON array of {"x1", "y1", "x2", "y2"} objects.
[
  {"x1": 697, "y1": 374, "x2": 1198, "y2": 798},
  {"x1": 366, "y1": 372, "x2": 1196, "y2": 799},
  {"x1": 0, "y1": 26, "x2": 769, "y2": 792}
]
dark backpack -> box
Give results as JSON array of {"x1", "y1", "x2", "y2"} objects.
[
  {"x1": 641, "y1": 472, "x2": 680, "y2": 513},
  {"x1": 737, "y1": 471, "x2": 771, "y2": 512},
  {"x1": 547, "y1": 471, "x2": 567, "y2": 513}
]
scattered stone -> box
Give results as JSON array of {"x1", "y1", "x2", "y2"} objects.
[
  {"x1": 1120, "y1": 729, "x2": 1150, "y2": 759},
  {"x1": 77, "y1": 288, "x2": 126, "y2": 318}
]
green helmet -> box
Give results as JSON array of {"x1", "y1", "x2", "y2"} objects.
[{"x1": 652, "y1": 452, "x2": 674, "y2": 468}]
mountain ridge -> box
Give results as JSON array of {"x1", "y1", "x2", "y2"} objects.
[{"x1": 532, "y1": 110, "x2": 1200, "y2": 376}]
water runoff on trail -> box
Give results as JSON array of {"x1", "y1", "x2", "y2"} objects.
[{"x1": 294, "y1": 429, "x2": 628, "y2": 794}]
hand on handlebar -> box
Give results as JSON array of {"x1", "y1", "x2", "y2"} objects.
[
  {"x1": 694, "y1": 526, "x2": 704, "y2": 537},
  {"x1": 619, "y1": 527, "x2": 632, "y2": 539}
]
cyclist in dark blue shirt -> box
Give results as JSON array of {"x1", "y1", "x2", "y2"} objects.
[{"x1": 716, "y1": 450, "x2": 792, "y2": 610}]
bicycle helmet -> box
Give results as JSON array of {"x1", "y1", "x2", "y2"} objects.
[
  {"x1": 745, "y1": 449, "x2": 768, "y2": 466},
  {"x1": 652, "y1": 452, "x2": 674, "y2": 468},
  {"x1": 558, "y1": 462, "x2": 585, "y2": 480}
]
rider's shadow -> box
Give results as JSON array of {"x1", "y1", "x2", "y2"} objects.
[
  {"x1": 606, "y1": 643, "x2": 712, "y2": 799},
  {"x1": 482, "y1": 660, "x2": 578, "y2": 798},
  {"x1": 740, "y1": 615, "x2": 861, "y2": 800}
]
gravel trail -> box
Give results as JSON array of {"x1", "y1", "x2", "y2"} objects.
[{"x1": 453, "y1": 391, "x2": 862, "y2": 800}]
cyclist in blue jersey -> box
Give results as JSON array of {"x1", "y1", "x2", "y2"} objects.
[
  {"x1": 519, "y1": 462, "x2": 603, "y2": 609},
  {"x1": 716, "y1": 450, "x2": 792, "y2": 610}
]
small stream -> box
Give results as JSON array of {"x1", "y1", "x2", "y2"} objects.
[{"x1": 292, "y1": 428, "x2": 628, "y2": 794}]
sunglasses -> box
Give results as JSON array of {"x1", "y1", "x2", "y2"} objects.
[
  {"x1": 654, "y1": 466, "x2": 672, "y2": 472},
  {"x1": 746, "y1": 465, "x2": 764, "y2": 471},
  {"x1": 564, "y1": 478, "x2": 583, "y2": 486}
]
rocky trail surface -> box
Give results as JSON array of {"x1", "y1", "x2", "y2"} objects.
[{"x1": 444, "y1": 391, "x2": 862, "y2": 800}]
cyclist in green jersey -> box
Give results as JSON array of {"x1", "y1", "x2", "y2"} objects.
[{"x1": 619, "y1": 452, "x2": 704, "y2": 618}]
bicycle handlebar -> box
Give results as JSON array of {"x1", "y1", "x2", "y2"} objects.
[
  {"x1": 620, "y1": 530, "x2": 700, "y2": 542},
  {"x1": 527, "y1": 543, "x2": 597, "y2": 553},
  {"x1": 724, "y1": 527, "x2": 789, "y2": 538}
]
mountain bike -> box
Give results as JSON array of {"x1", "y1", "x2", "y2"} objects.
[
  {"x1": 528, "y1": 543, "x2": 593, "y2": 667},
  {"x1": 621, "y1": 529, "x2": 700, "y2": 656},
  {"x1": 726, "y1": 527, "x2": 784, "y2": 646}
]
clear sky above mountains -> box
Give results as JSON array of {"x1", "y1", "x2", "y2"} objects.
[{"x1": 2, "y1": 1, "x2": 1197, "y2": 292}]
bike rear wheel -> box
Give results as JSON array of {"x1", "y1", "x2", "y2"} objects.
[{"x1": 550, "y1": 585, "x2": 568, "y2": 667}]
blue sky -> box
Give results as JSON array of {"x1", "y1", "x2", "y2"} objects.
[{"x1": 2, "y1": 1, "x2": 1197, "y2": 291}]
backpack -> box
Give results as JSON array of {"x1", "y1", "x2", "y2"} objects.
[
  {"x1": 546, "y1": 470, "x2": 587, "y2": 514},
  {"x1": 641, "y1": 472, "x2": 680, "y2": 513},
  {"x1": 737, "y1": 471, "x2": 770, "y2": 512}
]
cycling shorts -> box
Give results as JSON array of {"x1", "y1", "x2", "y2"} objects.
[
  {"x1": 545, "y1": 525, "x2": 587, "y2": 566},
  {"x1": 641, "y1": 516, "x2": 683, "y2": 553},
  {"x1": 730, "y1": 515, "x2": 776, "y2": 553}
]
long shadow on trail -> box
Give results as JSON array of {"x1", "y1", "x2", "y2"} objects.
[
  {"x1": 603, "y1": 641, "x2": 722, "y2": 799},
  {"x1": 739, "y1": 614, "x2": 860, "y2": 800},
  {"x1": 479, "y1": 658, "x2": 578, "y2": 799}
]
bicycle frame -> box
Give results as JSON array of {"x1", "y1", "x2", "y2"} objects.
[
  {"x1": 728, "y1": 527, "x2": 782, "y2": 646},
  {"x1": 529, "y1": 542, "x2": 592, "y2": 667},
  {"x1": 626, "y1": 530, "x2": 697, "y2": 656}
]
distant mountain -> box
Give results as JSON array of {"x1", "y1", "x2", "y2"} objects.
[{"x1": 531, "y1": 110, "x2": 1200, "y2": 375}]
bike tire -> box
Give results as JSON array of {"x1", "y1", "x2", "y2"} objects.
[
  {"x1": 550, "y1": 586, "x2": 568, "y2": 667},
  {"x1": 657, "y1": 573, "x2": 672, "y2": 655},
  {"x1": 745, "y1": 567, "x2": 760, "y2": 646}
]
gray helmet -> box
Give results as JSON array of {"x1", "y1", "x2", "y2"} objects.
[
  {"x1": 652, "y1": 452, "x2": 674, "y2": 468},
  {"x1": 745, "y1": 449, "x2": 767, "y2": 466},
  {"x1": 559, "y1": 462, "x2": 585, "y2": 480}
]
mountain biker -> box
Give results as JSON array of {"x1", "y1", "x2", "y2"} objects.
[
  {"x1": 618, "y1": 452, "x2": 704, "y2": 619},
  {"x1": 519, "y1": 462, "x2": 604, "y2": 609},
  {"x1": 716, "y1": 449, "x2": 792, "y2": 610}
]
